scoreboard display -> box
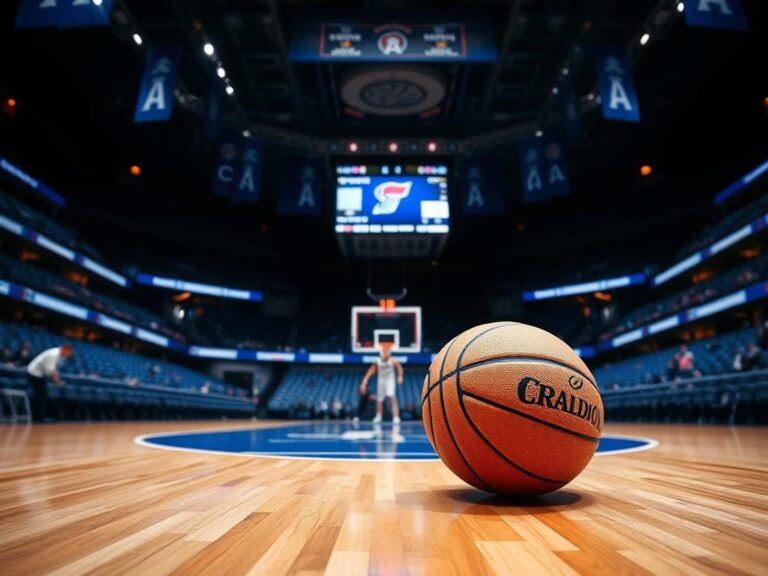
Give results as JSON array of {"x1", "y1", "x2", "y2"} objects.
[{"x1": 335, "y1": 163, "x2": 450, "y2": 234}]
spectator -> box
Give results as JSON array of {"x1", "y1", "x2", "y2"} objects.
[
  {"x1": 1, "y1": 347, "x2": 14, "y2": 367},
  {"x1": 743, "y1": 343, "x2": 764, "y2": 371},
  {"x1": 200, "y1": 381, "x2": 211, "y2": 394},
  {"x1": 13, "y1": 342, "x2": 32, "y2": 366},
  {"x1": 666, "y1": 357, "x2": 677, "y2": 381},
  {"x1": 732, "y1": 347, "x2": 745, "y2": 372},
  {"x1": 27, "y1": 343, "x2": 75, "y2": 422},
  {"x1": 674, "y1": 345, "x2": 695, "y2": 379},
  {"x1": 317, "y1": 399, "x2": 329, "y2": 420},
  {"x1": 331, "y1": 398, "x2": 343, "y2": 419}
]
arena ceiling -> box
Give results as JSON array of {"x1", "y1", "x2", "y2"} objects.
[{"x1": 0, "y1": 0, "x2": 766, "y2": 308}]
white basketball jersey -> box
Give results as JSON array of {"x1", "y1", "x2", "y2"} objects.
[{"x1": 377, "y1": 358, "x2": 396, "y2": 384}]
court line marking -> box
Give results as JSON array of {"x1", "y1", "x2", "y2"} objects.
[
  {"x1": 592, "y1": 434, "x2": 660, "y2": 456},
  {"x1": 133, "y1": 422, "x2": 440, "y2": 462},
  {"x1": 134, "y1": 423, "x2": 659, "y2": 461}
]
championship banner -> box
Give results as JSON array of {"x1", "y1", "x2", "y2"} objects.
[
  {"x1": 595, "y1": 48, "x2": 641, "y2": 123},
  {"x1": 518, "y1": 140, "x2": 549, "y2": 204},
  {"x1": 460, "y1": 156, "x2": 505, "y2": 215},
  {"x1": 684, "y1": 0, "x2": 747, "y2": 31},
  {"x1": 277, "y1": 156, "x2": 324, "y2": 215},
  {"x1": 542, "y1": 134, "x2": 570, "y2": 197},
  {"x1": 15, "y1": 0, "x2": 113, "y2": 29},
  {"x1": 133, "y1": 45, "x2": 181, "y2": 123},
  {"x1": 289, "y1": 20, "x2": 497, "y2": 62},
  {"x1": 212, "y1": 133, "x2": 263, "y2": 204}
]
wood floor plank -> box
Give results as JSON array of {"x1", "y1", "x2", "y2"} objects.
[{"x1": 0, "y1": 422, "x2": 765, "y2": 575}]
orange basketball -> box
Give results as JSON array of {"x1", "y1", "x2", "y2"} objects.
[{"x1": 422, "y1": 322, "x2": 603, "y2": 496}]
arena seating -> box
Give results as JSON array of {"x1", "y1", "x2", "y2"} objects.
[
  {"x1": 0, "y1": 322, "x2": 253, "y2": 419},
  {"x1": 669, "y1": 192, "x2": 768, "y2": 260},
  {"x1": 592, "y1": 327, "x2": 759, "y2": 388},
  {"x1": 0, "y1": 189, "x2": 103, "y2": 260},
  {"x1": 598, "y1": 254, "x2": 768, "y2": 341},
  {"x1": 0, "y1": 254, "x2": 187, "y2": 340},
  {"x1": 267, "y1": 366, "x2": 424, "y2": 419},
  {"x1": 601, "y1": 370, "x2": 768, "y2": 425}
]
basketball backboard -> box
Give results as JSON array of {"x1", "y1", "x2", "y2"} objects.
[{"x1": 351, "y1": 306, "x2": 422, "y2": 353}]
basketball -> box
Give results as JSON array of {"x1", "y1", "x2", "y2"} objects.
[{"x1": 422, "y1": 322, "x2": 604, "y2": 496}]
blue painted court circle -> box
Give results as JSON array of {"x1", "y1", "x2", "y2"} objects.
[{"x1": 135, "y1": 422, "x2": 657, "y2": 461}]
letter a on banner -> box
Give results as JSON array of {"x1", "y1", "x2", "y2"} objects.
[
  {"x1": 212, "y1": 132, "x2": 263, "y2": 204},
  {"x1": 595, "y1": 48, "x2": 641, "y2": 123},
  {"x1": 460, "y1": 157, "x2": 505, "y2": 215},
  {"x1": 518, "y1": 140, "x2": 549, "y2": 204},
  {"x1": 685, "y1": 0, "x2": 747, "y2": 31},
  {"x1": 134, "y1": 45, "x2": 182, "y2": 123},
  {"x1": 278, "y1": 156, "x2": 324, "y2": 215},
  {"x1": 543, "y1": 135, "x2": 570, "y2": 197}
]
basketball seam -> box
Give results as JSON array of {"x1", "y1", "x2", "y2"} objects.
[
  {"x1": 421, "y1": 355, "x2": 598, "y2": 409},
  {"x1": 460, "y1": 390, "x2": 600, "y2": 443},
  {"x1": 455, "y1": 323, "x2": 567, "y2": 485},
  {"x1": 437, "y1": 338, "x2": 495, "y2": 493},
  {"x1": 426, "y1": 372, "x2": 436, "y2": 446}
]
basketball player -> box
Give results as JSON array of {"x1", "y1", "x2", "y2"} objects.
[{"x1": 359, "y1": 344, "x2": 403, "y2": 423}]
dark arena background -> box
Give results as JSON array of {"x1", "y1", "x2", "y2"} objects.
[{"x1": 1, "y1": 1, "x2": 767, "y2": 574}]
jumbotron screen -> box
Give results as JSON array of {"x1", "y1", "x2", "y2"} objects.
[{"x1": 335, "y1": 163, "x2": 450, "y2": 234}]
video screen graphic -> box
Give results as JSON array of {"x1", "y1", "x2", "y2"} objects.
[{"x1": 335, "y1": 164, "x2": 450, "y2": 234}]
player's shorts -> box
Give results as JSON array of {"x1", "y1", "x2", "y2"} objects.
[{"x1": 377, "y1": 377, "x2": 396, "y2": 398}]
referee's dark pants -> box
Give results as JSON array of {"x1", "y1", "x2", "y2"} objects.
[{"x1": 27, "y1": 373, "x2": 48, "y2": 423}]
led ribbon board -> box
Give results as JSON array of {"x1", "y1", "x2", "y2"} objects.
[
  {"x1": 135, "y1": 274, "x2": 263, "y2": 301},
  {"x1": 187, "y1": 346, "x2": 596, "y2": 363},
  {"x1": 0, "y1": 279, "x2": 183, "y2": 349},
  {"x1": 522, "y1": 273, "x2": 646, "y2": 302},
  {"x1": 0, "y1": 213, "x2": 128, "y2": 286},
  {"x1": 599, "y1": 279, "x2": 768, "y2": 351},
  {"x1": 714, "y1": 159, "x2": 768, "y2": 205},
  {"x1": 0, "y1": 157, "x2": 65, "y2": 206},
  {"x1": 653, "y1": 213, "x2": 768, "y2": 286}
]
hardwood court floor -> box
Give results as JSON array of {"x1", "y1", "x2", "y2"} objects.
[{"x1": 0, "y1": 421, "x2": 766, "y2": 576}]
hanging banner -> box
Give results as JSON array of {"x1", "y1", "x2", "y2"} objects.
[
  {"x1": 595, "y1": 48, "x2": 641, "y2": 123},
  {"x1": 685, "y1": 0, "x2": 747, "y2": 31},
  {"x1": 15, "y1": 0, "x2": 113, "y2": 29},
  {"x1": 518, "y1": 139, "x2": 548, "y2": 204},
  {"x1": 460, "y1": 156, "x2": 505, "y2": 215},
  {"x1": 212, "y1": 133, "x2": 263, "y2": 204},
  {"x1": 543, "y1": 135, "x2": 570, "y2": 197},
  {"x1": 277, "y1": 156, "x2": 324, "y2": 215},
  {"x1": 133, "y1": 45, "x2": 181, "y2": 123}
]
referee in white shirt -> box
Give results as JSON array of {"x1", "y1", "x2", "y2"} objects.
[{"x1": 26, "y1": 343, "x2": 74, "y2": 422}]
